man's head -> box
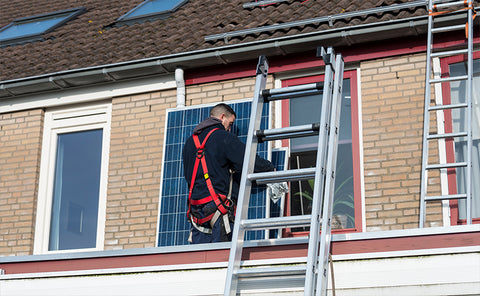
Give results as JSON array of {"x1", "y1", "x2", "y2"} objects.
[{"x1": 210, "y1": 103, "x2": 236, "y2": 132}]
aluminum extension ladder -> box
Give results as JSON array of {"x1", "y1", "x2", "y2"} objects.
[
  {"x1": 224, "y1": 47, "x2": 344, "y2": 295},
  {"x1": 419, "y1": 0, "x2": 475, "y2": 227}
]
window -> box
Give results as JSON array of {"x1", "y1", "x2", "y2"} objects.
[
  {"x1": 117, "y1": 0, "x2": 188, "y2": 26},
  {"x1": 441, "y1": 53, "x2": 480, "y2": 224},
  {"x1": 281, "y1": 71, "x2": 362, "y2": 234},
  {"x1": 34, "y1": 103, "x2": 111, "y2": 254},
  {"x1": 0, "y1": 7, "x2": 85, "y2": 47}
]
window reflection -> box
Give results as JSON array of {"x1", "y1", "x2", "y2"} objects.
[{"x1": 49, "y1": 129, "x2": 103, "y2": 251}]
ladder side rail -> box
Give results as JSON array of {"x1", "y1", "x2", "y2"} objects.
[
  {"x1": 224, "y1": 56, "x2": 269, "y2": 296},
  {"x1": 465, "y1": 2, "x2": 473, "y2": 224},
  {"x1": 419, "y1": 0, "x2": 435, "y2": 228},
  {"x1": 303, "y1": 47, "x2": 336, "y2": 296},
  {"x1": 316, "y1": 53, "x2": 345, "y2": 295}
]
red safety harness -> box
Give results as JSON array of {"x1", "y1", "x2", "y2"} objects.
[{"x1": 187, "y1": 128, "x2": 233, "y2": 233}]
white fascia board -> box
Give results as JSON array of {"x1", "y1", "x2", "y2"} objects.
[
  {"x1": 2, "y1": 246, "x2": 477, "y2": 281},
  {"x1": 0, "y1": 74, "x2": 175, "y2": 114},
  {"x1": 0, "y1": 251, "x2": 478, "y2": 296}
]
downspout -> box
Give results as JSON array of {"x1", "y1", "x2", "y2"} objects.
[{"x1": 175, "y1": 67, "x2": 185, "y2": 107}]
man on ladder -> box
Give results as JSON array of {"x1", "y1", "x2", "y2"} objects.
[{"x1": 183, "y1": 103, "x2": 275, "y2": 244}]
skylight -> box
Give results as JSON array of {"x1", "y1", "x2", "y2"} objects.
[
  {"x1": 117, "y1": 0, "x2": 188, "y2": 25},
  {"x1": 0, "y1": 7, "x2": 85, "y2": 47}
]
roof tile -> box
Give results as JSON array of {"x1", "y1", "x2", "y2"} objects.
[{"x1": 0, "y1": 0, "x2": 457, "y2": 81}]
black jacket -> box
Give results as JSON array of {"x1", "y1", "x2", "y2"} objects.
[{"x1": 183, "y1": 117, "x2": 274, "y2": 220}]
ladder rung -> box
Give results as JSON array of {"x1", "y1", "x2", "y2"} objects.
[
  {"x1": 433, "y1": 0, "x2": 469, "y2": 9},
  {"x1": 427, "y1": 131, "x2": 467, "y2": 140},
  {"x1": 248, "y1": 167, "x2": 317, "y2": 184},
  {"x1": 262, "y1": 83, "x2": 322, "y2": 102},
  {"x1": 430, "y1": 49, "x2": 468, "y2": 58},
  {"x1": 241, "y1": 215, "x2": 313, "y2": 230},
  {"x1": 429, "y1": 75, "x2": 468, "y2": 84},
  {"x1": 235, "y1": 265, "x2": 307, "y2": 278},
  {"x1": 431, "y1": 24, "x2": 466, "y2": 33},
  {"x1": 426, "y1": 162, "x2": 467, "y2": 170},
  {"x1": 428, "y1": 102, "x2": 468, "y2": 111},
  {"x1": 425, "y1": 193, "x2": 467, "y2": 201},
  {"x1": 256, "y1": 124, "x2": 320, "y2": 142}
]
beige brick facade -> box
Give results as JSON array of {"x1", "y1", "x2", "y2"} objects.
[
  {"x1": 0, "y1": 109, "x2": 44, "y2": 256},
  {"x1": 0, "y1": 53, "x2": 449, "y2": 255},
  {"x1": 105, "y1": 90, "x2": 177, "y2": 250},
  {"x1": 361, "y1": 53, "x2": 443, "y2": 231},
  {"x1": 185, "y1": 76, "x2": 273, "y2": 106}
]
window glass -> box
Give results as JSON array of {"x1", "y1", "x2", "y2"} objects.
[
  {"x1": 288, "y1": 78, "x2": 355, "y2": 231},
  {"x1": 49, "y1": 129, "x2": 103, "y2": 251},
  {"x1": 119, "y1": 0, "x2": 187, "y2": 22},
  {"x1": 0, "y1": 15, "x2": 70, "y2": 41},
  {"x1": 0, "y1": 8, "x2": 84, "y2": 46},
  {"x1": 448, "y1": 58, "x2": 480, "y2": 219}
]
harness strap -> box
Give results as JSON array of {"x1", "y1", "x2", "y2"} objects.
[{"x1": 187, "y1": 128, "x2": 234, "y2": 234}]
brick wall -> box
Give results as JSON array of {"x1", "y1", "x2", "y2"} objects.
[
  {"x1": 185, "y1": 76, "x2": 272, "y2": 105},
  {"x1": 105, "y1": 90, "x2": 177, "y2": 250},
  {"x1": 361, "y1": 53, "x2": 443, "y2": 231},
  {"x1": 0, "y1": 109, "x2": 43, "y2": 255}
]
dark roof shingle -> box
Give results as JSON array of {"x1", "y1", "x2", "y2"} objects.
[{"x1": 0, "y1": 0, "x2": 437, "y2": 81}]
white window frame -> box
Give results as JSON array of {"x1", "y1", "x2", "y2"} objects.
[{"x1": 34, "y1": 102, "x2": 111, "y2": 254}]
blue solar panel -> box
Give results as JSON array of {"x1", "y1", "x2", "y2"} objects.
[{"x1": 157, "y1": 101, "x2": 274, "y2": 246}]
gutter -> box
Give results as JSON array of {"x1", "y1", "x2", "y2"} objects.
[{"x1": 0, "y1": 8, "x2": 472, "y2": 99}]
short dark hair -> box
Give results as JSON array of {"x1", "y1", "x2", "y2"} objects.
[{"x1": 210, "y1": 103, "x2": 236, "y2": 118}]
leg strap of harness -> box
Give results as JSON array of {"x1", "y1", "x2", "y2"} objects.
[
  {"x1": 191, "y1": 210, "x2": 231, "y2": 235},
  {"x1": 191, "y1": 219, "x2": 213, "y2": 234}
]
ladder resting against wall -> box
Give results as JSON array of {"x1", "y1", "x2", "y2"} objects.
[
  {"x1": 224, "y1": 47, "x2": 344, "y2": 295},
  {"x1": 420, "y1": 0, "x2": 476, "y2": 227}
]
